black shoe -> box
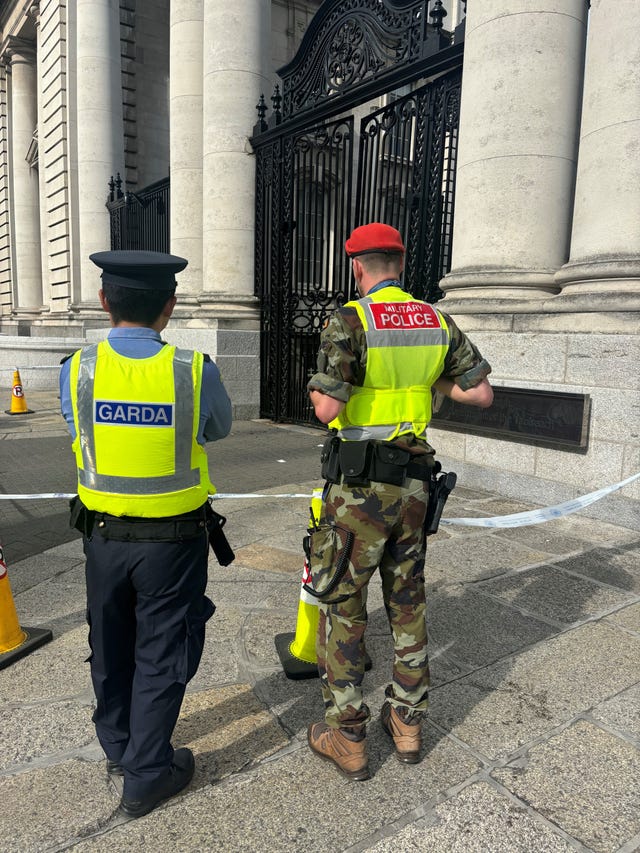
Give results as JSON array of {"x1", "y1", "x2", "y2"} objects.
[
  {"x1": 106, "y1": 759, "x2": 124, "y2": 776},
  {"x1": 119, "y1": 748, "x2": 195, "y2": 819}
]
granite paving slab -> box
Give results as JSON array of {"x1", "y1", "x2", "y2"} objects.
[
  {"x1": 590, "y1": 683, "x2": 640, "y2": 741},
  {"x1": 424, "y1": 535, "x2": 550, "y2": 587},
  {"x1": 67, "y1": 728, "x2": 479, "y2": 853},
  {"x1": 0, "y1": 625, "x2": 91, "y2": 703},
  {"x1": 477, "y1": 563, "x2": 635, "y2": 626},
  {"x1": 550, "y1": 542, "x2": 640, "y2": 594},
  {"x1": 604, "y1": 600, "x2": 640, "y2": 632},
  {"x1": 0, "y1": 698, "x2": 95, "y2": 773},
  {"x1": 425, "y1": 584, "x2": 557, "y2": 669},
  {"x1": 493, "y1": 720, "x2": 640, "y2": 853},
  {"x1": 0, "y1": 759, "x2": 118, "y2": 853},
  {"x1": 428, "y1": 621, "x2": 640, "y2": 761},
  {"x1": 366, "y1": 781, "x2": 576, "y2": 852}
]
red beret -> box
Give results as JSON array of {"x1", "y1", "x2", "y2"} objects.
[{"x1": 345, "y1": 223, "x2": 405, "y2": 257}]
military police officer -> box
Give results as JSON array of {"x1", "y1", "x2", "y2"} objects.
[
  {"x1": 59, "y1": 251, "x2": 232, "y2": 817},
  {"x1": 306, "y1": 223, "x2": 493, "y2": 780}
]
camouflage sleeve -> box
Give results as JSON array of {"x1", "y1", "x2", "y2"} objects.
[
  {"x1": 439, "y1": 312, "x2": 492, "y2": 391},
  {"x1": 307, "y1": 307, "x2": 365, "y2": 401}
]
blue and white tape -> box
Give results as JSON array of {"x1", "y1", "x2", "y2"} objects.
[{"x1": 0, "y1": 472, "x2": 638, "y2": 529}]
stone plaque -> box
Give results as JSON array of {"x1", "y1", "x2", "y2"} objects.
[{"x1": 430, "y1": 386, "x2": 591, "y2": 452}]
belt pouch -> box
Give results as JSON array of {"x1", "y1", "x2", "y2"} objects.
[
  {"x1": 338, "y1": 440, "x2": 372, "y2": 486},
  {"x1": 320, "y1": 435, "x2": 341, "y2": 483},
  {"x1": 371, "y1": 444, "x2": 411, "y2": 486}
]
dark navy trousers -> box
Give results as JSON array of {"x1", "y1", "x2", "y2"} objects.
[{"x1": 83, "y1": 531, "x2": 214, "y2": 798}]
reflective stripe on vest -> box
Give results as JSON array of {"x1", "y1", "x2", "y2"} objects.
[
  {"x1": 70, "y1": 341, "x2": 211, "y2": 516},
  {"x1": 75, "y1": 345, "x2": 199, "y2": 494},
  {"x1": 330, "y1": 286, "x2": 449, "y2": 440}
]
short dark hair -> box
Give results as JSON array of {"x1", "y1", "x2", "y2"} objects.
[
  {"x1": 356, "y1": 252, "x2": 403, "y2": 276},
  {"x1": 102, "y1": 282, "x2": 175, "y2": 325}
]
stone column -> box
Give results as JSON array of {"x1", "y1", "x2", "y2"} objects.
[
  {"x1": 29, "y1": 2, "x2": 51, "y2": 311},
  {"x1": 554, "y1": 0, "x2": 640, "y2": 310},
  {"x1": 75, "y1": 0, "x2": 125, "y2": 304},
  {"x1": 170, "y1": 0, "x2": 204, "y2": 299},
  {"x1": 201, "y1": 0, "x2": 270, "y2": 317},
  {"x1": 441, "y1": 1, "x2": 588, "y2": 309},
  {"x1": 6, "y1": 38, "x2": 42, "y2": 312}
]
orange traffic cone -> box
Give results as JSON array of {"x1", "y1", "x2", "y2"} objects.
[
  {"x1": 5, "y1": 368, "x2": 34, "y2": 415},
  {"x1": 275, "y1": 489, "x2": 372, "y2": 680},
  {"x1": 0, "y1": 544, "x2": 52, "y2": 670}
]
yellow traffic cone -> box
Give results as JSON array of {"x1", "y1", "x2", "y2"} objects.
[
  {"x1": 5, "y1": 368, "x2": 34, "y2": 415},
  {"x1": 275, "y1": 489, "x2": 372, "y2": 680},
  {"x1": 0, "y1": 544, "x2": 52, "y2": 670},
  {"x1": 275, "y1": 489, "x2": 324, "y2": 679}
]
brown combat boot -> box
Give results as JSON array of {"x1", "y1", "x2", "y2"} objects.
[
  {"x1": 307, "y1": 722, "x2": 370, "y2": 781},
  {"x1": 380, "y1": 702, "x2": 422, "y2": 764}
]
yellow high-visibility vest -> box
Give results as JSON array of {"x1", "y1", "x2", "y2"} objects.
[
  {"x1": 330, "y1": 285, "x2": 450, "y2": 440},
  {"x1": 69, "y1": 340, "x2": 213, "y2": 517}
]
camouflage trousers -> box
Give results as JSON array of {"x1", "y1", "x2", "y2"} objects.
[{"x1": 315, "y1": 477, "x2": 430, "y2": 729}]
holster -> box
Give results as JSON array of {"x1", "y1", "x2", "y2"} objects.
[
  {"x1": 69, "y1": 495, "x2": 95, "y2": 538},
  {"x1": 205, "y1": 502, "x2": 235, "y2": 566},
  {"x1": 424, "y1": 466, "x2": 457, "y2": 536}
]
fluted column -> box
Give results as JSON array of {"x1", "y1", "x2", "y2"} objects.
[
  {"x1": 441, "y1": 1, "x2": 588, "y2": 308},
  {"x1": 201, "y1": 0, "x2": 270, "y2": 316},
  {"x1": 7, "y1": 38, "x2": 42, "y2": 312},
  {"x1": 75, "y1": 0, "x2": 124, "y2": 304},
  {"x1": 170, "y1": 0, "x2": 203, "y2": 298},
  {"x1": 554, "y1": 0, "x2": 640, "y2": 310}
]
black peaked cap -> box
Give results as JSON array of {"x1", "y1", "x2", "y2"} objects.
[{"x1": 90, "y1": 250, "x2": 188, "y2": 290}]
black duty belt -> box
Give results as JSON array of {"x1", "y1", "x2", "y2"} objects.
[{"x1": 320, "y1": 436, "x2": 434, "y2": 487}]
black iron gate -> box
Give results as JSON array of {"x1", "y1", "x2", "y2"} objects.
[{"x1": 252, "y1": 0, "x2": 465, "y2": 424}]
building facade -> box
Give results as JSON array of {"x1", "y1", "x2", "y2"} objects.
[{"x1": 0, "y1": 0, "x2": 638, "y2": 526}]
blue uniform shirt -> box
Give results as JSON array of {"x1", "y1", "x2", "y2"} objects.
[{"x1": 59, "y1": 327, "x2": 232, "y2": 444}]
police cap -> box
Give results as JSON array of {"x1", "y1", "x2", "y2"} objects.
[
  {"x1": 345, "y1": 223, "x2": 405, "y2": 257},
  {"x1": 89, "y1": 250, "x2": 188, "y2": 290}
]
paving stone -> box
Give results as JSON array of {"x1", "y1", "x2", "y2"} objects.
[
  {"x1": 429, "y1": 621, "x2": 640, "y2": 760},
  {"x1": 478, "y1": 564, "x2": 634, "y2": 625},
  {"x1": 0, "y1": 624, "x2": 91, "y2": 703},
  {"x1": 493, "y1": 720, "x2": 640, "y2": 853},
  {"x1": 0, "y1": 759, "x2": 119, "y2": 853},
  {"x1": 368, "y1": 781, "x2": 575, "y2": 852},
  {"x1": 175, "y1": 685, "x2": 289, "y2": 784},
  {"x1": 0, "y1": 698, "x2": 95, "y2": 772},
  {"x1": 425, "y1": 535, "x2": 550, "y2": 586},
  {"x1": 67, "y1": 728, "x2": 479, "y2": 853},
  {"x1": 5, "y1": 548, "x2": 85, "y2": 594},
  {"x1": 553, "y1": 542, "x2": 640, "y2": 593},
  {"x1": 591, "y1": 683, "x2": 640, "y2": 741},
  {"x1": 232, "y1": 543, "x2": 301, "y2": 574},
  {"x1": 13, "y1": 576, "x2": 86, "y2": 625},
  {"x1": 426, "y1": 585, "x2": 555, "y2": 669},
  {"x1": 604, "y1": 600, "x2": 640, "y2": 633}
]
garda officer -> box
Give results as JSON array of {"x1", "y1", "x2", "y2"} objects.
[
  {"x1": 59, "y1": 251, "x2": 232, "y2": 817},
  {"x1": 306, "y1": 223, "x2": 493, "y2": 780}
]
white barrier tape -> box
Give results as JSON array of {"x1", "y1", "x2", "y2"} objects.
[
  {"x1": 440, "y1": 471, "x2": 640, "y2": 528},
  {"x1": 0, "y1": 473, "x2": 638, "y2": 529}
]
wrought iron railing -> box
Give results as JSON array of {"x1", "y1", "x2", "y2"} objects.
[{"x1": 106, "y1": 174, "x2": 170, "y2": 252}]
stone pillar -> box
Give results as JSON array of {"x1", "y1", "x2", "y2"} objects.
[
  {"x1": 201, "y1": 0, "x2": 270, "y2": 317},
  {"x1": 75, "y1": 0, "x2": 125, "y2": 304},
  {"x1": 7, "y1": 38, "x2": 42, "y2": 312},
  {"x1": 441, "y1": 1, "x2": 588, "y2": 309},
  {"x1": 29, "y1": 2, "x2": 51, "y2": 311},
  {"x1": 170, "y1": 0, "x2": 204, "y2": 299},
  {"x1": 554, "y1": 0, "x2": 640, "y2": 310}
]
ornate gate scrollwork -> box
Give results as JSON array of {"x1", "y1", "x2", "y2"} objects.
[{"x1": 253, "y1": 0, "x2": 465, "y2": 424}]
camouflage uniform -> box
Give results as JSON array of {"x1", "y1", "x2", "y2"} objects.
[{"x1": 308, "y1": 297, "x2": 490, "y2": 729}]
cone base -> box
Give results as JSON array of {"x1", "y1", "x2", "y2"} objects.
[
  {"x1": 4, "y1": 409, "x2": 34, "y2": 415},
  {"x1": 0, "y1": 626, "x2": 53, "y2": 671},
  {"x1": 275, "y1": 632, "x2": 373, "y2": 681},
  {"x1": 275, "y1": 632, "x2": 319, "y2": 680}
]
